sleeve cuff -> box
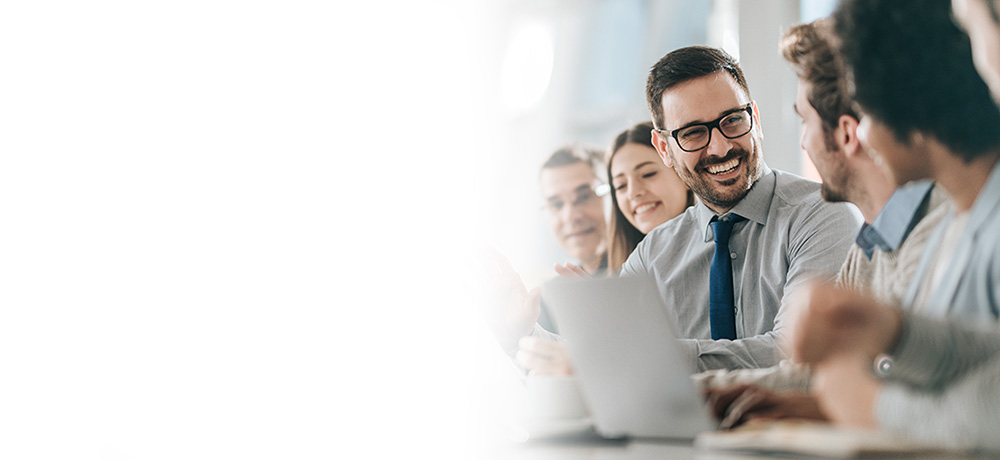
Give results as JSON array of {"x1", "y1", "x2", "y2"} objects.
[{"x1": 676, "y1": 339, "x2": 702, "y2": 372}]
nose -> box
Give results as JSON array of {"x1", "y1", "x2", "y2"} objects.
[
  {"x1": 627, "y1": 180, "x2": 646, "y2": 201},
  {"x1": 704, "y1": 126, "x2": 732, "y2": 158},
  {"x1": 559, "y1": 198, "x2": 587, "y2": 224}
]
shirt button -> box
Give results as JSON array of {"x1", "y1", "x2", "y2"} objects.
[{"x1": 730, "y1": 252, "x2": 737, "y2": 259}]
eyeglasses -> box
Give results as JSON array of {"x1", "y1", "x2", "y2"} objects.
[
  {"x1": 655, "y1": 103, "x2": 754, "y2": 152},
  {"x1": 542, "y1": 183, "x2": 610, "y2": 214}
]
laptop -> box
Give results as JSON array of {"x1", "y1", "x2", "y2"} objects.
[{"x1": 540, "y1": 274, "x2": 716, "y2": 440}]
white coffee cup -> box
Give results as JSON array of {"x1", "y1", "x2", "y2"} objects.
[{"x1": 521, "y1": 375, "x2": 588, "y2": 420}]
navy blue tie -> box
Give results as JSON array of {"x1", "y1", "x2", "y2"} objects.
[{"x1": 709, "y1": 215, "x2": 744, "y2": 340}]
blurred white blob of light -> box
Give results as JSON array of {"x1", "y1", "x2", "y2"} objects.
[{"x1": 500, "y1": 20, "x2": 554, "y2": 114}]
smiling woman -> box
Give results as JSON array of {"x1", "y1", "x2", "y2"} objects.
[{"x1": 606, "y1": 121, "x2": 694, "y2": 272}]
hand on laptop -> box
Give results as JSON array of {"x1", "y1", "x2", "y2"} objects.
[
  {"x1": 783, "y1": 281, "x2": 897, "y2": 428},
  {"x1": 475, "y1": 247, "x2": 541, "y2": 354},
  {"x1": 785, "y1": 281, "x2": 904, "y2": 365},
  {"x1": 553, "y1": 262, "x2": 590, "y2": 279},
  {"x1": 516, "y1": 337, "x2": 573, "y2": 375},
  {"x1": 705, "y1": 384, "x2": 827, "y2": 429}
]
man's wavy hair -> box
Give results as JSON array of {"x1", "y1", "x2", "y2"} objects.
[{"x1": 780, "y1": 19, "x2": 857, "y2": 151}]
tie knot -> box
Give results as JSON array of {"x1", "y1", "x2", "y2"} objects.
[{"x1": 710, "y1": 215, "x2": 744, "y2": 244}]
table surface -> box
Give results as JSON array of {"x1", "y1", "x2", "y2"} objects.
[{"x1": 478, "y1": 438, "x2": 993, "y2": 460}]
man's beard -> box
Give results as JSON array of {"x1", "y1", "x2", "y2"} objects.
[
  {"x1": 673, "y1": 144, "x2": 762, "y2": 211},
  {"x1": 820, "y1": 183, "x2": 850, "y2": 203}
]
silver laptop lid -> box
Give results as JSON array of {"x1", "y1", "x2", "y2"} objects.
[{"x1": 541, "y1": 275, "x2": 715, "y2": 440}]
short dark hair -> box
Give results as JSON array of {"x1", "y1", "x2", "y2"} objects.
[
  {"x1": 834, "y1": 0, "x2": 1000, "y2": 161},
  {"x1": 540, "y1": 144, "x2": 603, "y2": 178},
  {"x1": 781, "y1": 19, "x2": 857, "y2": 151},
  {"x1": 645, "y1": 46, "x2": 750, "y2": 131}
]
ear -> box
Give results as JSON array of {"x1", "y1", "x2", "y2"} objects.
[
  {"x1": 651, "y1": 128, "x2": 675, "y2": 167},
  {"x1": 837, "y1": 114, "x2": 862, "y2": 158},
  {"x1": 750, "y1": 100, "x2": 764, "y2": 140}
]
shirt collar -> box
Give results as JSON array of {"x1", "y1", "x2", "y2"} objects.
[
  {"x1": 966, "y1": 158, "x2": 1000, "y2": 237},
  {"x1": 699, "y1": 163, "x2": 774, "y2": 243},
  {"x1": 855, "y1": 180, "x2": 934, "y2": 259}
]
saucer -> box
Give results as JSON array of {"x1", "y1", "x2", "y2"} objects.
[{"x1": 516, "y1": 417, "x2": 595, "y2": 440}]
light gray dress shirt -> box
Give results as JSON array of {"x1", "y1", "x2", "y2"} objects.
[{"x1": 621, "y1": 165, "x2": 861, "y2": 372}]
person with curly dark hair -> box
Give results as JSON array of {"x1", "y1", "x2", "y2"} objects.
[{"x1": 784, "y1": 0, "x2": 1000, "y2": 451}]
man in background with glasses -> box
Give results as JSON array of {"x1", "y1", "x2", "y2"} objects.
[
  {"x1": 538, "y1": 145, "x2": 609, "y2": 278},
  {"x1": 536, "y1": 145, "x2": 609, "y2": 333}
]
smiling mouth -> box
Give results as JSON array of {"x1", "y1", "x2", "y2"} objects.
[
  {"x1": 706, "y1": 157, "x2": 740, "y2": 175},
  {"x1": 634, "y1": 202, "x2": 660, "y2": 216},
  {"x1": 566, "y1": 228, "x2": 596, "y2": 239}
]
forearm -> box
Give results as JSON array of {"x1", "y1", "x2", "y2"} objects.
[
  {"x1": 692, "y1": 359, "x2": 811, "y2": 392},
  {"x1": 886, "y1": 313, "x2": 1000, "y2": 389},
  {"x1": 876, "y1": 355, "x2": 1000, "y2": 451},
  {"x1": 679, "y1": 332, "x2": 786, "y2": 372}
]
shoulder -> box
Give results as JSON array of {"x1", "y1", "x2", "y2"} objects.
[
  {"x1": 622, "y1": 205, "x2": 701, "y2": 275},
  {"x1": 770, "y1": 169, "x2": 861, "y2": 222},
  {"x1": 640, "y1": 205, "x2": 701, "y2": 252},
  {"x1": 906, "y1": 192, "x2": 952, "y2": 248},
  {"x1": 770, "y1": 169, "x2": 823, "y2": 206}
]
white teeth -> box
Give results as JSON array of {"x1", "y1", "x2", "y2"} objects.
[
  {"x1": 635, "y1": 203, "x2": 658, "y2": 215},
  {"x1": 708, "y1": 158, "x2": 740, "y2": 174}
]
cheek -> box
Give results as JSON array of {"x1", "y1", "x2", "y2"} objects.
[
  {"x1": 676, "y1": 156, "x2": 698, "y2": 173},
  {"x1": 616, "y1": 195, "x2": 631, "y2": 213},
  {"x1": 649, "y1": 178, "x2": 684, "y2": 208},
  {"x1": 584, "y1": 202, "x2": 606, "y2": 224},
  {"x1": 804, "y1": 125, "x2": 818, "y2": 147},
  {"x1": 549, "y1": 214, "x2": 565, "y2": 233}
]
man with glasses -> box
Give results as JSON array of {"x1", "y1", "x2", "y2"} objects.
[
  {"x1": 535, "y1": 145, "x2": 609, "y2": 333},
  {"x1": 519, "y1": 47, "x2": 860, "y2": 374},
  {"x1": 538, "y1": 145, "x2": 609, "y2": 277},
  {"x1": 622, "y1": 46, "x2": 860, "y2": 371}
]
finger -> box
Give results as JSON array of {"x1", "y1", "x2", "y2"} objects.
[
  {"x1": 719, "y1": 388, "x2": 768, "y2": 430},
  {"x1": 749, "y1": 401, "x2": 827, "y2": 422},
  {"x1": 705, "y1": 384, "x2": 754, "y2": 418},
  {"x1": 515, "y1": 345, "x2": 569, "y2": 375},
  {"x1": 518, "y1": 338, "x2": 573, "y2": 373},
  {"x1": 554, "y1": 263, "x2": 583, "y2": 279},
  {"x1": 518, "y1": 336, "x2": 565, "y2": 356},
  {"x1": 567, "y1": 264, "x2": 589, "y2": 277}
]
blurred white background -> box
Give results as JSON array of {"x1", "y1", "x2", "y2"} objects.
[{"x1": 0, "y1": 0, "x2": 836, "y2": 458}]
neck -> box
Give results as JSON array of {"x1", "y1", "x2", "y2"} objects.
[
  {"x1": 932, "y1": 151, "x2": 999, "y2": 212},
  {"x1": 705, "y1": 204, "x2": 732, "y2": 215},
  {"x1": 852, "y1": 164, "x2": 897, "y2": 224}
]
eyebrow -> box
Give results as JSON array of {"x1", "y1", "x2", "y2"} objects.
[
  {"x1": 612, "y1": 161, "x2": 657, "y2": 180},
  {"x1": 546, "y1": 184, "x2": 593, "y2": 202},
  {"x1": 672, "y1": 104, "x2": 749, "y2": 132}
]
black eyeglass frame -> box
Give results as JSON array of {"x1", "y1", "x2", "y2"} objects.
[{"x1": 654, "y1": 102, "x2": 755, "y2": 152}]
